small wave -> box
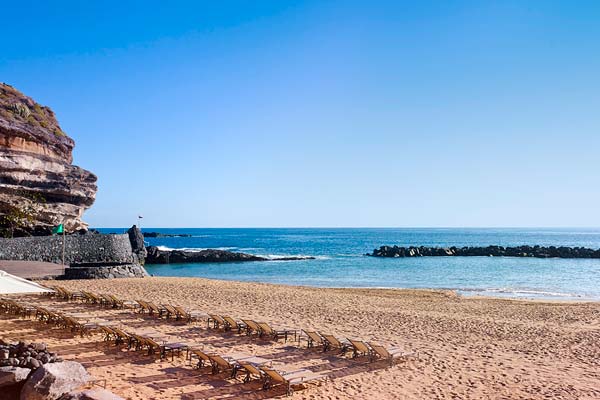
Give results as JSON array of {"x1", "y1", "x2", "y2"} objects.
[
  {"x1": 260, "y1": 254, "x2": 329, "y2": 260},
  {"x1": 460, "y1": 287, "x2": 581, "y2": 298},
  {"x1": 154, "y1": 246, "x2": 236, "y2": 252}
]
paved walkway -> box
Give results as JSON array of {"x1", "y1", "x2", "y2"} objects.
[{"x1": 0, "y1": 260, "x2": 66, "y2": 279}]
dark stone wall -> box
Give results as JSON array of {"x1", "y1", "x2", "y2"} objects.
[
  {"x1": 63, "y1": 264, "x2": 148, "y2": 279},
  {"x1": 0, "y1": 234, "x2": 134, "y2": 265}
]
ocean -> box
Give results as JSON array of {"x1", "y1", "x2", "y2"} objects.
[{"x1": 98, "y1": 228, "x2": 600, "y2": 300}]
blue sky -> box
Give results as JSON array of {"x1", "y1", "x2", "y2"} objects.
[{"x1": 2, "y1": 1, "x2": 599, "y2": 227}]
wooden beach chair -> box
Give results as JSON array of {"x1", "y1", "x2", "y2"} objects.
[
  {"x1": 82, "y1": 291, "x2": 102, "y2": 304},
  {"x1": 128, "y1": 333, "x2": 149, "y2": 352},
  {"x1": 111, "y1": 327, "x2": 133, "y2": 347},
  {"x1": 99, "y1": 326, "x2": 118, "y2": 343},
  {"x1": 208, "y1": 314, "x2": 227, "y2": 329},
  {"x1": 257, "y1": 322, "x2": 294, "y2": 342},
  {"x1": 146, "y1": 301, "x2": 164, "y2": 316},
  {"x1": 302, "y1": 331, "x2": 325, "y2": 350},
  {"x1": 241, "y1": 319, "x2": 262, "y2": 336},
  {"x1": 99, "y1": 294, "x2": 115, "y2": 307},
  {"x1": 144, "y1": 337, "x2": 188, "y2": 360},
  {"x1": 223, "y1": 316, "x2": 246, "y2": 333},
  {"x1": 190, "y1": 349, "x2": 212, "y2": 369},
  {"x1": 368, "y1": 343, "x2": 416, "y2": 366},
  {"x1": 173, "y1": 306, "x2": 205, "y2": 323},
  {"x1": 261, "y1": 366, "x2": 327, "y2": 396},
  {"x1": 161, "y1": 304, "x2": 179, "y2": 319},
  {"x1": 208, "y1": 354, "x2": 237, "y2": 376},
  {"x1": 135, "y1": 300, "x2": 151, "y2": 314},
  {"x1": 347, "y1": 339, "x2": 372, "y2": 359},
  {"x1": 238, "y1": 361, "x2": 265, "y2": 383},
  {"x1": 320, "y1": 333, "x2": 351, "y2": 354},
  {"x1": 63, "y1": 316, "x2": 98, "y2": 337},
  {"x1": 109, "y1": 294, "x2": 137, "y2": 309}
]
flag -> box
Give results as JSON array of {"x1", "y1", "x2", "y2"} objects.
[{"x1": 52, "y1": 224, "x2": 64, "y2": 234}]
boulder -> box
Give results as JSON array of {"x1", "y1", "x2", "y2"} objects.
[
  {"x1": 20, "y1": 361, "x2": 90, "y2": 400},
  {"x1": 0, "y1": 366, "x2": 31, "y2": 387},
  {"x1": 126, "y1": 225, "x2": 147, "y2": 263},
  {"x1": 59, "y1": 388, "x2": 124, "y2": 400}
]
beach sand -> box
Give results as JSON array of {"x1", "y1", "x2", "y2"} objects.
[{"x1": 1, "y1": 277, "x2": 599, "y2": 399}]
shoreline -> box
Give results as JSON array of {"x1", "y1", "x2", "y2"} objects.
[{"x1": 138, "y1": 273, "x2": 600, "y2": 303}]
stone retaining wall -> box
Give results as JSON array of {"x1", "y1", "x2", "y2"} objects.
[
  {"x1": 0, "y1": 234, "x2": 135, "y2": 265},
  {"x1": 63, "y1": 264, "x2": 148, "y2": 279}
]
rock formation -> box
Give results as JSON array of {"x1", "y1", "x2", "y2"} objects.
[
  {"x1": 0, "y1": 83, "x2": 97, "y2": 236},
  {"x1": 368, "y1": 245, "x2": 600, "y2": 259},
  {"x1": 145, "y1": 246, "x2": 315, "y2": 264},
  {"x1": 20, "y1": 361, "x2": 90, "y2": 400}
]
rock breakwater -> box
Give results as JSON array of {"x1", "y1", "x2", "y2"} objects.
[{"x1": 368, "y1": 245, "x2": 600, "y2": 258}]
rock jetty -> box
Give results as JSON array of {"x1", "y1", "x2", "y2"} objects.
[
  {"x1": 145, "y1": 246, "x2": 315, "y2": 264},
  {"x1": 368, "y1": 245, "x2": 600, "y2": 258},
  {"x1": 142, "y1": 232, "x2": 192, "y2": 238},
  {"x1": 0, "y1": 83, "x2": 97, "y2": 236}
]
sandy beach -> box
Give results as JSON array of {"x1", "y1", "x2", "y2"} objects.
[{"x1": 1, "y1": 277, "x2": 599, "y2": 399}]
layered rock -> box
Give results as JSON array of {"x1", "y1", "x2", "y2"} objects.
[
  {"x1": 368, "y1": 245, "x2": 600, "y2": 258},
  {"x1": 0, "y1": 83, "x2": 97, "y2": 236}
]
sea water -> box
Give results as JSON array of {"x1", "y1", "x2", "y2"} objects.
[{"x1": 97, "y1": 228, "x2": 600, "y2": 300}]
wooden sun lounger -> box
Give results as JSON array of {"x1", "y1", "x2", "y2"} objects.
[
  {"x1": 320, "y1": 333, "x2": 352, "y2": 354},
  {"x1": 144, "y1": 337, "x2": 188, "y2": 360},
  {"x1": 257, "y1": 322, "x2": 294, "y2": 342},
  {"x1": 241, "y1": 319, "x2": 262, "y2": 336},
  {"x1": 208, "y1": 314, "x2": 227, "y2": 329},
  {"x1": 81, "y1": 291, "x2": 102, "y2": 304},
  {"x1": 190, "y1": 348, "x2": 212, "y2": 369},
  {"x1": 99, "y1": 294, "x2": 116, "y2": 308},
  {"x1": 135, "y1": 300, "x2": 150, "y2": 314},
  {"x1": 161, "y1": 304, "x2": 179, "y2": 319},
  {"x1": 173, "y1": 306, "x2": 205, "y2": 323},
  {"x1": 146, "y1": 302, "x2": 164, "y2": 316},
  {"x1": 208, "y1": 354, "x2": 237, "y2": 376},
  {"x1": 302, "y1": 331, "x2": 325, "y2": 350},
  {"x1": 238, "y1": 361, "x2": 264, "y2": 383},
  {"x1": 347, "y1": 339, "x2": 372, "y2": 359},
  {"x1": 109, "y1": 294, "x2": 137, "y2": 309},
  {"x1": 261, "y1": 366, "x2": 327, "y2": 396},
  {"x1": 368, "y1": 343, "x2": 416, "y2": 366},
  {"x1": 223, "y1": 316, "x2": 246, "y2": 333},
  {"x1": 99, "y1": 326, "x2": 118, "y2": 342},
  {"x1": 55, "y1": 287, "x2": 86, "y2": 301},
  {"x1": 111, "y1": 327, "x2": 133, "y2": 347}
]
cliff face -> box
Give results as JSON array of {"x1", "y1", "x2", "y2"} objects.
[{"x1": 0, "y1": 83, "x2": 97, "y2": 235}]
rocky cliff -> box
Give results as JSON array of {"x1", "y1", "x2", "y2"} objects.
[{"x1": 0, "y1": 83, "x2": 97, "y2": 236}]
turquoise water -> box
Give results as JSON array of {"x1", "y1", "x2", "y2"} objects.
[{"x1": 98, "y1": 228, "x2": 600, "y2": 300}]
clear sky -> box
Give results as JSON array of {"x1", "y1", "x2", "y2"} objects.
[{"x1": 2, "y1": 1, "x2": 599, "y2": 228}]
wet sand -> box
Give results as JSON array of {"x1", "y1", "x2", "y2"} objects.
[{"x1": 1, "y1": 277, "x2": 599, "y2": 399}]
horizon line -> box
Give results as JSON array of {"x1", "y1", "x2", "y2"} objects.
[{"x1": 91, "y1": 226, "x2": 600, "y2": 230}]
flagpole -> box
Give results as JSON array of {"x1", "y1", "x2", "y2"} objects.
[{"x1": 62, "y1": 225, "x2": 65, "y2": 267}]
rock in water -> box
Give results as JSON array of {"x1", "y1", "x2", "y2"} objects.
[
  {"x1": 127, "y1": 225, "x2": 147, "y2": 263},
  {"x1": 20, "y1": 361, "x2": 90, "y2": 400},
  {"x1": 0, "y1": 83, "x2": 97, "y2": 236}
]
